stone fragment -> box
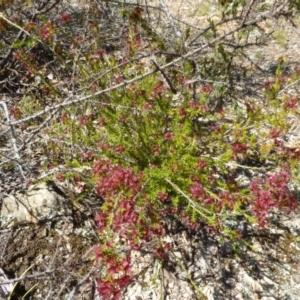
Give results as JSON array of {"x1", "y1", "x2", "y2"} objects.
[{"x1": 1, "y1": 182, "x2": 71, "y2": 227}]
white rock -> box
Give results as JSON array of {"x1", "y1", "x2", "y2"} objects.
[{"x1": 1, "y1": 182, "x2": 70, "y2": 227}]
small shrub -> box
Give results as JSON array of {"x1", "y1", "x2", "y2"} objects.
[{"x1": 2, "y1": 1, "x2": 300, "y2": 299}]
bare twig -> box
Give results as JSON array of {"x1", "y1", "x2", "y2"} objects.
[
  {"x1": 151, "y1": 56, "x2": 177, "y2": 94},
  {"x1": 0, "y1": 101, "x2": 20, "y2": 160},
  {"x1": 66, "y1": 267, "x2": 96, "y2": 300},
  {"x1": 0, "y1": 269, "x2": 54, "y2": 286},
  {"x1": 0, "y1": 268, "x2": 13, "y2": 297},
  {"x1": 164, "y1": 178, "x2": 214, "y2": 218},
  {"x1": 0, "y1": 101, "x2": 27, "y2": 178},
  {"x1": 159, "y1": 0, "x2": 182, "y2": 38}
]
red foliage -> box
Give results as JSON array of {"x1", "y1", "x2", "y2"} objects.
[
  {"x1": 231, "y1": 142, "x2": 248, "y2": 154},
  {"x1": 249, "y1": 170, "x2": 297, "y2": 227},
  {"x1": 60, "y1": 13, "x2": 71, "y2": 24},
  {"x1": 164, "y1": 132, "x2": 175, "y2": 141},
  {"x1": 283, "y1": 98, "x2": 298, "y2": 110},
  {"x1": 151, "y1": 83, "x2": 165, "y2": 98},
  {"x1": 92, "y1": 159, "x2": 143, "y2": 196},
  {"x1": 190, "y1": 181, "x2": 206, "y2": 200},
  {"x1": 24, "y1": 21, "x2": 36, "y2": 32},
  {"x1": 92, "y1": 159, "x2": 171, "y2": 299},
  {"x1": 201, "y1": 85, "x2": 212, "y2": 94},
  {"x1": 39, "y1": 21, "x2": 55, "y2": 41},
  {"x1": 56, "y1": 173, "x2": 65, "y2": 182}
]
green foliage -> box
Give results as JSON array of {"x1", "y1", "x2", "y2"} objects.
[{"x1": 49, "y1": 49, "x2": 300, "y2": 237}]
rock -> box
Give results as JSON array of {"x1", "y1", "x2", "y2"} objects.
[{"x1": 1, "y1": 182, "x2": 72, "y2": 227}]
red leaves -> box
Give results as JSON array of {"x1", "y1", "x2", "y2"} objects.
[
  {"x1": 283, "y1": 98, "x2": 298, "y2": 110},
  {"x1": 92, "y1": 159, "x2": 170, "y2": 299},
  {"x1": 92, "y1": 160, "x2": 143, "y2": 297},
  {"x1": 78, "y1": 114, "x2": 93, "y2": 127},
  {"x1": 231, "y1": 142, "x2": 248, "y2": 155},
  {"x1": 164, "y1": 132, "x2": 174, "y2": 141},
  {"x1": 152, "y1": 242, "x2": 173, "y2": 260},
  {"x1": 8, "y1": 106, "x2": 22, "y2": 120},
  {"x1": 39, "y1": 21, "x2": 55, "y2": 41},
  {"x1": 249, "y1": 170, "x2": 297, "y2": 227},
  {"x1": 269, "y1": 127, "x2": 282, "y2": 140},
  {"x1": 96, "y1": 276, "x2": 129, "y2": 300},
  {"x1": 24, "y1": 21, "x2": 36, "y2": 32},
  {"x1": 95, "y1": 244, "x2": 133, "y2": 299},
  {"x1": 93, "y1": 159, "x2": 143, "y2": 197},
  {"x1": 60, "y1": 13, "x2": 71, "y2": 24},
  {"x1": 56, "y1": 173, "x2": 65, "y2": 182},
  {"x1": 197, "y1": 159, "x2": 207, "y2": 169},
  {"x1": 201, "y1": 85, "x2": 212, "y2": 94},
  {"x1": 190, "y1": 181, "x2": 206, "y2": 200},
  {"x1": 151, "y1": 83, "x2": 165, "y2": 98},
  {"x1": 157, "y1": 191, "x2": 169, "y2": 203}
]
